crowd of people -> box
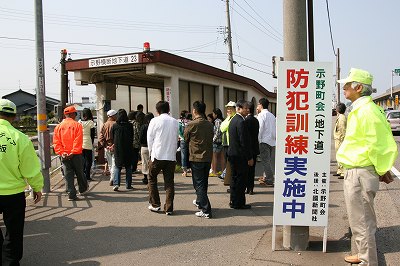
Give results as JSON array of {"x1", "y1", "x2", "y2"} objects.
[{"x1": 1, "y1": 67, "x2": 399, "y2": 265}]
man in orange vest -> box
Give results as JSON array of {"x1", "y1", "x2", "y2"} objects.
[{"x1": 53, "y1": 106, "x2": 88, "y2": 201}]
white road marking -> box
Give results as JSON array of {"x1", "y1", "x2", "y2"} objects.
[{"x1": 391, "y1": 166, "x2": 400, "y2": 180}]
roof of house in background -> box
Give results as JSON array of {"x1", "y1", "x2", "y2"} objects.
[{"x1": 1, "y1": 89, "x2": 60, "y2": 104}]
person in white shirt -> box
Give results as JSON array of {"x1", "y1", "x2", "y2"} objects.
[
  {"x1": 256, "y1": 98, "x2": 276, "y2": 186},
  {"x1": 147, "y1": 101, "x2": 179, "y2": 215},
  {"x1": 79, "y1": 108, "x2": 96, "y2": 181}
]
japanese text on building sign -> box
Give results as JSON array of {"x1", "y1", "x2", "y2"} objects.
[{"x1": 89, "y1": 54, "x2": 140, "y2": 68}]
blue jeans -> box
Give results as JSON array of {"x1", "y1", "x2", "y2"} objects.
[
  {"x1": 190, "y1": 161, "x2": 212, "y2": 214},
  {"x1": 113, "y1": 166, "x2": 132, "y2": 188},
  {"x1": 180, "y1": 141, "x2": 189, "y2": 170}
]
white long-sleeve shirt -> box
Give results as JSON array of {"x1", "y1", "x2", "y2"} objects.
[
  {"x1": 147, "y1": 113, "x2": 179, "y2": 161},
  {"x1": 257, "y1": 109, "x2": 276, "y2": 147}
]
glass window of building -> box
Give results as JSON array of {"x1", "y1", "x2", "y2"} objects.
[
  {"x1": 203, "y1": 84, "x2": 215, "y2": 114},
  {"x1": 179, "y1": 80, "x2": 189, "y2": 112},
  {"x1": 148, "y1": 88, "x2": 162, "y2": 114}
]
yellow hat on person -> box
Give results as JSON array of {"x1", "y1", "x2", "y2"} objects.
[
  {"x1": 337, "y1": 68, "x2": 373, "y2": 85},
  {"x1": 0, "y1": 99, "x2": 17, "y2": 114},
  {"x1": 225, "y1": 101, "x2": 236, "y2": 107}
]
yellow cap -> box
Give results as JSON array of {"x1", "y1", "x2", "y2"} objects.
[{"x1": 337, "y1": 68, "x2": 373, "y2": 85}]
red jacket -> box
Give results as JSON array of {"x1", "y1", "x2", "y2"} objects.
[{"x1": 53, "y1": 118, "x2": 83, "y2": 155}]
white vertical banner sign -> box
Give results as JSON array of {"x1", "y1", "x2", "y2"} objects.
[
  {"x1": 165, "y1": 87, "x2": 171, "y2": 103},
  {"x1": 273, "y1": 62, "x2": 333, "y2": 227}
]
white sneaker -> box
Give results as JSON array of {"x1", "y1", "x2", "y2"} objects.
[
  {"x1": 195, "y1": 211, "x2": 211, "y2": 219},
  {"x1": 67, "y1": 195, "x2": 79, "y2": 201},
  {"x1": 148, "y1": 205, "x2": 161, "y2": 212},
  {"x1": 113, "y1": 185, "x2": 119, "y2": 191},
  {"x1": 193, "y1": 200, "x2": 199, "y2": 208},
  {"x1": 80, "y1": 184, "x2": 90, "y2": 195}
]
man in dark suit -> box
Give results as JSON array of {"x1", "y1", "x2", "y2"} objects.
[
  {"x1": 228, "y1": 100, "x2": 254, "y2": 209},
  {"x1": 244, "y1": 101, "x2": 260, "y2": 195}
]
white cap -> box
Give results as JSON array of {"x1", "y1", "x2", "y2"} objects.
[
  {"x1": 107, "y1": 109, "x2": 117, "y2": 117},
  {"x1": 0, "y1": 99, "x2": 17, "y2": 114},
  {"x1": 225, "y1": 101, "x2": 236, "y2": 107}
]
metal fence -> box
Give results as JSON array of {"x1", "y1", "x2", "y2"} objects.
[{"x1": 29, "y1": 128, "x2": 62, "y2": 177}]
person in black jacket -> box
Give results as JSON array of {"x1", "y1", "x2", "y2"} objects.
[
  {"x1": 111, "y1": 109, "x2": 134, "y2": 191},
  {"x1": 228, "y1": 100, "x2": 254, "y2": 209},
  {"x1": 244, "y1": 101, "x2": 260, "y2": 195}
]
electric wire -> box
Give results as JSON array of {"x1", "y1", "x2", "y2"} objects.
[
  {"x1": 233, "y1": 32, "x2": 274, "y2": 59},
  {"x1": 229, "y1": 4, "x2": 282, "y2": 44},
  {"x1": 232, "y1": 1, "x2": 283, "y2": 42},
  {"x1": 236, "y1": 63, "x2": 273, "y2": 76},
  {"x1": 325, "y1": 0, "x2": 337, "y2": 56},
  {"x1": 233, "y1": 54, "x2": 272, "y2": 68},
  {"x1": 0, "y1": 7, "x2": 218, "y2": 33},
  {"x1": 243, "y1": 0, "x2": 282, "y2": 37},
  {"x1": 0, "y1": 3, "x2": 275, "y2": 90}
]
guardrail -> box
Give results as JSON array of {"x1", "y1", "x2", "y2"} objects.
[{"x1": 29, "y1": 132, "x2": 62, "y2": 177}]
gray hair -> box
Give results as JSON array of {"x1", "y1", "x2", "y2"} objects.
[{"x1": 351, "y1": 82, "x2": 373, "y2": 96}]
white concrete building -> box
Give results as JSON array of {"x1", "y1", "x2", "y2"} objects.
[{"x1": 66, "y1": 50, "x2": 276, "y2": 131}]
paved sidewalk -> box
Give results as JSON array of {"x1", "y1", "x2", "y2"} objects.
[{"x1": 18, "y1": 145, "x2": 400, "y2": 265}]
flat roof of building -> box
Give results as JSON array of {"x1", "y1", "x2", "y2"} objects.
[{"x1": 66, "y1": 50, "x2": 275, "y2": 98}]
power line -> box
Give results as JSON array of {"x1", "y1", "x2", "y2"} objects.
[
  {"x1": 325, "y1": 0, "x2": 337, "y2": 56},
  {"x1": 0, "y1": 36, "x2": 143, "y2": 49},
  {"x1": 233, "y1": 54, "x2": 272, "y2": 68},
  {"x1": 233, "y1": 32, "x2": 274, "y2": 59},
  {"x1": 0, "y1": 7, "x2": 219, "y2": 33},
  {"x1": 232, "y1": 1, "x2": 283, "y2": 42},
  {"x1": 168, "y1": 39, "x2": 222, "y2": 53},
  {"x1": 237, "y1": 63, "x2": 273, "y2": 76},
  {"x1": 0, "y1": 36, "x2": 230, "y2": 57},
  {"x1": 229, "y1": 4, "x2": 282, "y2": 44},
  {"x1": 243, "y1": 0, "x2": 282, "y2": 37},
  {"x1": 0, "y1": 35, "x2": 271, "y2": 74}
]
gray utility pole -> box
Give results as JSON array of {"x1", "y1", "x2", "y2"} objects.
[
  {"x1": 283, "y1": 0, "x2": 309, "y2": 251},
  {"x1": 59, "y1": 49, "x2": 68, "y2": 120},
  {"x1": 307, "y1": 0, "x2": 314, "y2": 62},
  {"x1": 226, "y1": 0, "x2": 234, "y2": 73},
  {"x1": 336, "y1": 48, "x2": 340, "y2": 103},
  {"x1": 35, "y1": 0, "x2": 51, "y2": 193}
]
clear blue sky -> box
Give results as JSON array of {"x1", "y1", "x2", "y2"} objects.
[{"x1": 0, "y1": 0, "x2": 399, "y2": 103}]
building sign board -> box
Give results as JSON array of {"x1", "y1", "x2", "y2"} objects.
[
  {"x1": 165, "y1": 87, "x2": 171, "y2": 103},
  {"x1": 89, "y1": 54, "x2": 140, "y2": 68}
]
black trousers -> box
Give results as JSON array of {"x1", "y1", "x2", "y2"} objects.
[
  {"x1": 82, "y1": 149, "x2": 93, "y2": 180},
  {"x1": 228, "y1": 156, "x2": 248, "y2": 207},
  {"x1": 0, "y1": 192, "x2": 26, "y2": 266},
  {"x1": 246, "y1": 155, "x2": 257, "y2": 192},
  {"x1": 62, "y1": 154, "x2": 88, "y2": 199},
  {"x1": 131, "y1": 148, "x2": 140, "y2": 172}
]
